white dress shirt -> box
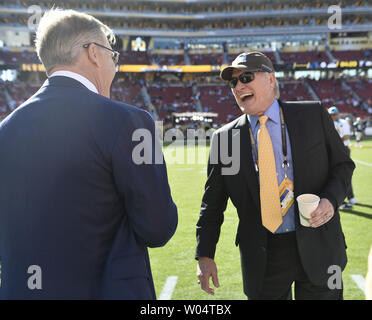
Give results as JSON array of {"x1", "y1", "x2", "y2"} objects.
[{"x1": 49, "y1": 70, "x2": 98, "y2": 94}]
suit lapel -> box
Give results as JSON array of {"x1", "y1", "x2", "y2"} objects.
[
  {"x1": 279, "y1": 100, "x2": 303, "y2": 197},
  {"x1": 234, "y1": 114, "x2": 260, "y2": 210}
]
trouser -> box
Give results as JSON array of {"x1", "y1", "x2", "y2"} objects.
[
  {"x1": 356, "y1": 131, "x2": 363, "y2": 143},
  {"x1": 250, "y1": 231, "x2": 343, "y2": 300},
  {"x1": 345, "y1": 146, "x2": 354, "y2": 200}
]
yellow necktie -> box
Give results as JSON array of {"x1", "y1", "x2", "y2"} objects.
[{"x1": 258, "y1": 115, "x2": 283, "y2": 233}]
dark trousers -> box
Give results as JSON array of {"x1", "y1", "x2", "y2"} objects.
[
  {"x1": 345, "y1": 146, "x2": 354, "y2": 200},
  {"x1": 251, "y1": 231, "x2": 343, "y2": 300}
]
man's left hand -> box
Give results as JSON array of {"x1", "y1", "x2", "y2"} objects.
[{"x1": 309, "y1": 198, "x2": 334, "y2": 228}]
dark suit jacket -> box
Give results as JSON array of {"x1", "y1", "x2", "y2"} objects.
[
  {"x1": 0, "y1": 76, "x2": 177, "y2": 299},
  {"x1": 196, "y1": 100, "x2": 355, "y2": 299}
]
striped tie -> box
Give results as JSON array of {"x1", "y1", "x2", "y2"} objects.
[{"x1": 257, "y1": 115, "x2": 282, "y2": 233}]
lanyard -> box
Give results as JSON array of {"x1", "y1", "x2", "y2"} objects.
[{"x1": 248, "y1": 106, "x2": 289, "y2": 177}]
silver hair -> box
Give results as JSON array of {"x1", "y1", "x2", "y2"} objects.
[
  {"x1": 264, "y1": 72, "x2": 280, "y2": 99},
  {"x1": 274, "y1": 78, "x2": 280, "y2": 99},
  {"x1": 35, "y1": 8, "x2": 115, "y2": 76}
]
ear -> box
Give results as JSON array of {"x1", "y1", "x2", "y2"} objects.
[
  {"x1": 87, "y1": 44, "x2": 101, "y2": 68},
  {"x1": 269, "y1": 72, "x2": 276, "y2": 89}
]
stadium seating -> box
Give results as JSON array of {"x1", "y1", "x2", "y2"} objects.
[
  {"x1": 0, "y1": 0, "x2": 370, "y2": 126},
  {"x1": 279, "y1": 51, "x2": 330, "y2": 63},
  {"x1": 149, "y1": 85, "x2": 196, "y2": 119},
  {"x1": 188, "y1": 53, "x2": 224, "y2": 65},
  {"x1": 5, "y1": 0, "x2": 366, "y2": 14},
  {"x1": 347, "y1": 79, "x2": 372, "y2": 101},
  {"x1": 119, "y1": 51, "x2": 151, "y2": 65},
  {"x1": 1, "y1": 74, "x2": 369, "y2": 125},
  {"x1": 0, "y1": 50, "x2": 40, "y2": 64},
  {"x1": 308, "y1": 78, "x2": 369, "y2": 117},
  {"x1": 151, "y1": 54, "x2": 184, "y2": 66},
  {"x1": 332, "y1": 50, "x2": 372, "y2": 61},
  {"x1": 278, "y1": 81, "x2": 313, "y2": 101},
  {"x1": 0, "y1": 82, "x2": 9, "y2": 121},
  {"x1": 1, "y1": 47, "x2": 370, "y2": 67},
  {"x1": 198, "y1": 85, "x2": 241, "y2": 123},
  {"x1": 111, "y1": 82, "x2": 144, "y2": 107},
  {"x1": 6, "y1": 81, "x2": 39, "y2": 107}
]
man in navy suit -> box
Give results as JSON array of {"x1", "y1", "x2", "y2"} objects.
[{"x1": 0, "y1": 9, "x2": 177, "y2": 299}]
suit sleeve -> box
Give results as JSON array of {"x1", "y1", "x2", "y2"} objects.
[
  {"x1": 195, "y1": 131, "x2": 229, "y2": 260},
  {"x1": 111, "y1": 110, "x2": 177, "y2": 248},
  {"x1": 318, "y1": 104, "x2": 355, "y2": 210}
]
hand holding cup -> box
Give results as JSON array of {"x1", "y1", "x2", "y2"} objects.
[{"x1": 296, "y1": 194, "x2": 334, "y2": 228}]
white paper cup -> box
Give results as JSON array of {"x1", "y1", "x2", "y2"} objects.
[{"x1": 296, "y1": 194, "x2": 320, "y2": 227}]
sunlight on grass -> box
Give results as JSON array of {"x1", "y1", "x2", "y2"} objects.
[{"x1": 150, "y1": 140, "x2": 372, "y2": 300}]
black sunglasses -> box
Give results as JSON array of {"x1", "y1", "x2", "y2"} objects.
[
  {"x1": 228, "y1": 72, "x2": 258, "y2": 89},
  {"x1": 83, "y1": 42, "x2": 120, "y2": 65}
]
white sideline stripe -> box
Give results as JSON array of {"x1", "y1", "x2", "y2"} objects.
[
  {"x1": 158, "y1": 276, "x2": 178, "y2": 300},
  {"x1": 350, "y1": 274, "x2": 366, "y2": 294},
  {"x1": 354, "y1": 159, "x2": 372, "y2": 168}
]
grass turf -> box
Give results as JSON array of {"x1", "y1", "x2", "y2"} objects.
[{"x1": 149, "y1": 139, "x2": 372, "y2": 300}]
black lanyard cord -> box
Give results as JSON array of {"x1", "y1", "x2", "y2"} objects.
[{"x1": 248, "y1": 106, "x2": 289, "y2": 173}]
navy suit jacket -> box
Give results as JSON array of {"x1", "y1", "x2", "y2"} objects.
[{"x1": 0, "y1": 76, "x2": 178, "y2": 299}]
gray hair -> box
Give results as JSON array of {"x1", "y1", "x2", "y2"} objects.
[
  {"x1": 274, "y1": 78, "x2": 280, "y2": 99},
  {"x1": 264, "y1": 72, "x2": 280, "y2": 99},
  {"x1": 35, "y1": 8, "x2": 115, "y2": 76}
]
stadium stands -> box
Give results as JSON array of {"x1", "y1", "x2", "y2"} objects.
[
  {"x1": 279, "y1": 51, "x2": 330, "y2": 63},
  {"x1": 331, "y1": 49, "x2": 372, "y2": 61},
  {"x1": 188, "y1": 53, "x2": 224, "y2": 65},
  {"x1": 0, "y1": 81, "x2": 9, "y2": 121},
  {"x1": 198, "y1": 84, "x2": 240, "y2": 123},
  {"x1": 119, "y1": 51, "x2": 150, "y2": 65},
  {"x1": 3, "y1": 0, "x2": 368, "y2": 13},
  {"x1": 150, "y1": 54, "x2": 184, "y2": 66},
  {"x1": 111, "y1": 82, "x2": 144, "y2": 107},
  {"x1": 2, "y1": 48, "x2": 366, "y2": 67},
  {"x1": 149, "y1": 84, "x2": 197, "y2": 120},
  {"x1": 0, "y1": 50, "x2": 40, "y2": 64},
  {"x1": 308, "y1": 78, "x2": 370, "y2": 117},
  {"x1": 0, "y1": 0, "x2": 371, "y2": 127},
  {"x1": 278, "y1": 81, "x2": 313, "y2": 101}
]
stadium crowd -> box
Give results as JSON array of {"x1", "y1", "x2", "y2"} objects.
[
  {"x1": 2, "y1": 0, "x2": 369, "y2": 13},
  {"x1": 2, "y1": 48, "x2": 371, "y2": 67},
  {"x1": 2, "y1": 15, "x2": 370, "y2": 31},
  {"x1": 1, "y1": 74, "x2": 371, "y2": 134}
]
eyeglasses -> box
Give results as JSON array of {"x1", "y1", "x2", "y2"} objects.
[
  {"x1": 83, "y1": 42, "x2": 120, "y2": 65},
  {"x1": 228, "y1": 72, "x2": 259, "y2": 89}
]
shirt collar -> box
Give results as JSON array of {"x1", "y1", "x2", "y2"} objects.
[
  {"x1": 248, "y1": 99, "x2": 280, "y2": 129},
  {"x1": 49, "y1": 70, "x2": 98, "y2": 94}
]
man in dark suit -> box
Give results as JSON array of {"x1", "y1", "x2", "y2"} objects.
[
  {"x1": 0, "y1": 9, "x2": 177, "y2": 299},
  {"x1": 196, "y1": 51, "x2": 354, "y2": 300}
]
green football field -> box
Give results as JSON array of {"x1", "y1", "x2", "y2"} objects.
[{"x1": 149, "y1": 138, "x2": 372, "y2": 300}]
